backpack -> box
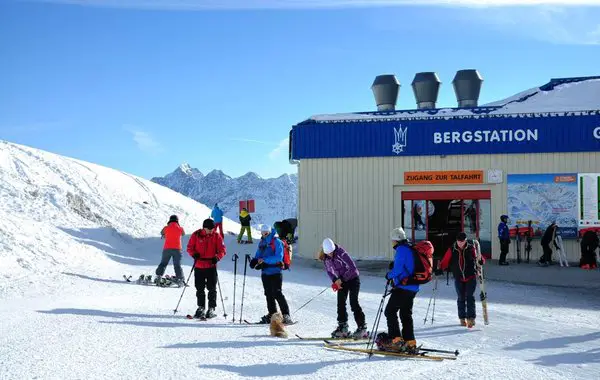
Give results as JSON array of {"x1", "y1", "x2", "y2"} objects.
[
  {"x1": 401, "y1": 240, "x2": 434, "y2": 285},
  {"x1": 270, "y1": 238, "x2": 293, "y2": 270}
]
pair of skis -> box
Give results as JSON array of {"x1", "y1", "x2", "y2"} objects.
[
  {"x1": 473, "y1": 240, "x2": 489, "y2": 325},
  {"x1": 554, "y1": 235, "x2": 569, "y2": 267}
]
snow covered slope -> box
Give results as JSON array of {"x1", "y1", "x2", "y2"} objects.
[
  {"x1": 1, "y1": 140, "x2": 600, "y2": 379},
  {"x1": 151, "y1": 165, "x2": 297, "y2": 227},
  {"x1": 0, "y1": 140, "x2": 255, "y2": 296}
]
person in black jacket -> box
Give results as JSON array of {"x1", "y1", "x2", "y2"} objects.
[
  {"x1": 237, "y1": 208, "x2": 253, "y2": 244},
  {"x1": 538, "y1": 222, "x2": 558, "y2": 266},
  {"x1": 580, "y1": 230, "x2": 599, "y2": 269}
]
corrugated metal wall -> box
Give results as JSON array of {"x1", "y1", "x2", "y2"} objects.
[{"x1": 297, "y1": 152, "x2": 600, "y2": 262}]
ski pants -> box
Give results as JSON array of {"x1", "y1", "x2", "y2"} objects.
[
  {"x1": 499, "y1": 238, "x2": 510, "y2": 263},
  {"x1": 261, "y1": 273, "x2": 290, "y2": 315},
  {"x1": 455, "y1": 277, "x2": 477, "y2": 319},
  {"x1": 540, "y1": 243, "x2": 553, "y2": 263},
  {"x1": 155, "y1": 249, "x2": 184, "y2": 279},
  {"x1": 194, "y1": 267, "x2": 218, "y2": 309},
  {"x1": 384, "y1": 288, "x2": 416, "y2": 341},
  {"x1": 336, "y1": 277, "x2": 366, "y2": 327},
  {"x1": 214, "y1": 222, "x2": 224, "y2": 238},
  {"x1": 238, "y1": 226, "x2": 253, "y2": 243}
]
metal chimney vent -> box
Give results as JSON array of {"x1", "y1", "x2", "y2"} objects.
[
  {"x1": 371, "y1": 74, "x2": 400, "y2": 111},
  {"x1": 411, "y1": 72, "x2": 441, "y2": 110},
  {"x1": 452, "y1": 69, "x2": 483, "y2": 108}
]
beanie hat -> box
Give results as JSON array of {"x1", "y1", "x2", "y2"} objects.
[
  {"x1": 260, "y1": 224, "x2": 271, "y2": 233},
  {"x1": 456, "y1": 232, "x2": 467, "y2": 241},
  {"x1": 322, "y1": 238, "x2": 336, "y2": 254},
  {"x1": 202, "y1": 218, "x2": 215, "y2": 229},
  {"x1": 168, "y1": 215, "x2": 178, "y2": 223},
  {"x1": 390, "y1": 227, "x2": 407, "y2": 242}
]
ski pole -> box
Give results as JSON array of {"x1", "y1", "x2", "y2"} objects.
[
  {"x1": 431, "y1": 276, "x2": 438, "y2": 325},
  {"x1": 366, "y1": 280, "x2": 390, "y2": 358},
  {"x1": 216, "y1": 270, "x2": 228, "y2": 318},
  {"x1": 239, "y1": 254, "x2": 250, "y2": 324},
  {"x1": 173, "y1": 261, "x2": 195, "y2": 315},
  {"x1": 231, "y1": 253, "x2": 239, "y2": 322},
  {"x1": 291, "y1": 286, "x2": 329, "y2": 316},
  {"x1": 423, "y1": 276, "x2": 438, "y2": 325}
]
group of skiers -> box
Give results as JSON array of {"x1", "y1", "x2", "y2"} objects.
[{"x1": 497, "y1": 215, "x2": 600, "y2": 269}]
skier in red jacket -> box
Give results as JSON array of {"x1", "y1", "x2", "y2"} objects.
[
  {"x1": 187, "y1": 218, "x2": 226, "y2": 319},
  {"x1": 155, "y1": 215, "x2": 185, "y2": 285}
]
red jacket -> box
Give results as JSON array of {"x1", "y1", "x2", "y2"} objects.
[
  {"x1": 161, "y1": 222, "x2": 184, "y2": 250},
  {"x1": 439, "y1": 241, "x2": 485, "y2": 282},
  {"x1": 187, "y1": 229, "x2": 226, "y2": 269}
]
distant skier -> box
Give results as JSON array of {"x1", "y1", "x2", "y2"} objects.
[
  {"x1": 497, "y1": 215, "x2": 510, "y2": 265},
  {"x1": 318, "y1": 238, "x2": 368, "y2": 339},
  {"x1": 155, "y1": 215, "x2": 185, "y2": 285},
  {"x1": 580, "y1": 229, "x2": 599, "y2": 270},
  {"x1": 238, "y1": 207, "x2": 253, "y2": 244},
  {"x1": 377, "y1": 227, "x2": 419, "y2": 354},
  {"x1": 249, "y1": 224, "x2": 293, "y2": 325},
  {"x1": 538, "y1": 222, "x2": 558, "y2": 266},
  {"x1": 211, "y1": 203, "x2": 224, "y2": 238},
  {"x1": 436, "y1": 232, "x2": 484, "y2": 328},
  {"x1": 186, "y1": 218, "x2": 226, "y2": 319}
]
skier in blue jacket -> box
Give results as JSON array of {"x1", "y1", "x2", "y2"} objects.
[
  {"x1": 211, "y1": 203, "x2": 224, "y2": 238},
  {"x1": 250, "y1": 224, "x2": 293, "y2": 325},
  {"x1": 378, "y1": 227, "x2": 419, "y2": 354},
  {"x1": 498, "y1": 215, "x2": 510, "y2": 265}
]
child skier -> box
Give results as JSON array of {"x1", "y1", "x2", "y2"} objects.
[
  {"x1": 186, "y1": 218, "x2": 226, "y2": 319},
  {"x1": 436, "y1": 232, "x2": 484, "y2": 328},
  {"x1": 250, "y1": 224, "x2": 293, "y2": 325},
  {"x1": 318, "y1": 238, "x2": 368, "y2": 339},
  {"x1": 155, "y1": 215, "x2": 185, "y2": 285},
  {"x1": 377, "y1": 227, "x2": 419, "y2": 354}
]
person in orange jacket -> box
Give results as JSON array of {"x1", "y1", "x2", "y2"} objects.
[
  {"x1": 436, "y1": 232, "x2": 484, "y2": 328},
  {"x1": 155, "y1": 215, "x2": 185, "y2": 284},
  {"x1": 187, "y1": 218, "x2": 227, "y2": 319}
]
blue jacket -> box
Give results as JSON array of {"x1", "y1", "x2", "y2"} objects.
[
  {"x1": 211, "y1": 206, "x2": 223, "y2": 223},
  {"x1": 254, "y1": 228, "x2": 284, "y2": 276},
  {"x1": 498, "y1": 222, "x2": 509, "y2": 240},
  {"x1": 387, "y1": 243, "x2": 419, "y2": 293}
]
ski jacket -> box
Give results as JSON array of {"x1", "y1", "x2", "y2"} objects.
[
  {"x1": 387, "y1": 243, "x2": 419, "y2": 293},
  {"x1": 581, "y1": 230, "x2": 599, "y2": 251},
  {"x1": 439, "y1": 240, "x2": 483, "y2": 282},
  {"x1": 254, "y1": 228, "x2": 284, "y2": 276},
  {"x1": 161, "y1": 222, "x2": 184, "y2": 250},
  {"x1": 211, "y1": 206, "x2": 223, "y2": 223},
  {"x1": 322, "y1": 245, "x2": 359, "y2": 283},
  {"x1": 239, "y1": 211, "x2": 251, "y2": 226},
  {"x1": 541, "y1": 224, "x2": 556, "y2": 246},
  {"x1": 187, "y1": 229, "x2": 226, "y2": 269},
  {"x1": 498, "y1": 222, "x2": 509, "y2": 240}
]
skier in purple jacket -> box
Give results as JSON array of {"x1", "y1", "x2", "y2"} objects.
[{"x1": 319, "y1": 238, "x2": 368, "y2": 339}]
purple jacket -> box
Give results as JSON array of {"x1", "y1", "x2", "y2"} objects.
[{"x1": 324, "y1": 245, "x2": 359, "y2": 283}]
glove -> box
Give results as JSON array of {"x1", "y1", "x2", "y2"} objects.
[
  {"x1": 434, "y1": 268, "x2": 444, "y2": 276},
  {"x1": 249, "y1": 258, "x2": 258, "y2": 269},
  {"x1": 211, "y1": 257, "x2": 219, "y2": 264},
  {"x1": 477, "y1": 258, "x2": 484, "y2": 266},
  {"x1": 276, "y1": 261, "x2": 284, "y2": 268},
  {"x1": 331, "y1": 282, "x2": 341, "y2": 292},
  {"x1": 193, "y1": 253, "x2": 200, "y2": 260},
  {"x1": 388, "y1": 261, "x2": 394, "y2": 270}
]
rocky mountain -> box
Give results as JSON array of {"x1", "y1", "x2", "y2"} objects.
[{"x1": 151, "y1": 164, "x2": 297, "y2": 228}]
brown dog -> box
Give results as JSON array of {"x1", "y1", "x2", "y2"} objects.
[{"x1": 270, "y1": 312, "x2": 288, "y2": 339}]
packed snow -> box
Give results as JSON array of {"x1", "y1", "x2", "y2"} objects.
[{"x1": 1, "y1": 140, "x2": 599, "y2": 379}]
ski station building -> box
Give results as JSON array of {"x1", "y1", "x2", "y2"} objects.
[{"x1": 289, "y1": 72, "x2": 600, "y2": 263}]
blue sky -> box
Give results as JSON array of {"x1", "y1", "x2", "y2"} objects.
[{"x1": 1, "y1": 1, "x2": 599, "y2": 180}]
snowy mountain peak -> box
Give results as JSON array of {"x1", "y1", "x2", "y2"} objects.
[{"x1": 206, "y1": 169, "x2": 231, "y2": 181}]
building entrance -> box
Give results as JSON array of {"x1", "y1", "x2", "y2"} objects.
[{"x1": 402, "y1": 190, "x2": 492, "y2": 260}]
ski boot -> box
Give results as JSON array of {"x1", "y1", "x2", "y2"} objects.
[
  {"x1": 282, "y1": 314, "x2": 295, "y2": 325},
  {"x1": 466, "y1": 318, "x2": 476, "y2": 328},
  {"x1": 258, "y1": 314, "x2": 272, "y2": 324},
  {"x1": 136, "y1": 275, "x2": 145, "y2": 285},
  {"x1": 154, "y1": 275, "x2": 162, "y2": 286},
  {"x1": 194, "y1": 307, "x2": 206, "y2": 319},
  {"x1": 352, "y1": 324, "x2": 369, "y2": 339},
  {"x1": 205, "y1": 308, "x2": 217, "y2": 319},
  {"x1": 331, "y1": 322, "x2": 350, "y2": 338},
  {"x1": 144, "y1": 275, "x2": 152, "y2": 285},
  {"x1": 375, "y1": 332, "x2": 392, "y2": 351},
  {"x1": 459, "y1": 318, "x2": 467, "y2": 327}
]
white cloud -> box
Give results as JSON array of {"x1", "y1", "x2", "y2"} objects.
[
  {"x1": 32, "y1": 0, "x2": 600, "y2": 10},
  {"x1": 125, "y1": 127, "x2": 163, "y2": 154},
  {"x1": 268, "y1": 138, "x2": 289, "y2": 160}
]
